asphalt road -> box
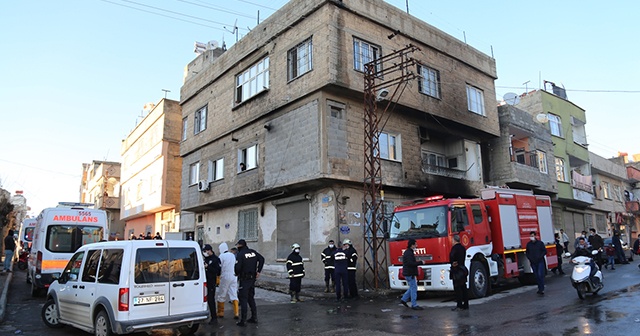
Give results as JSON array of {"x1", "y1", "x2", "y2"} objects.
[{"x1": 2, "y1": 261, "x2": 640, "y2": 336}]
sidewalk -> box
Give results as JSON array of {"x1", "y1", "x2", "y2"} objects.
[{"x1": 0, "y1": 257, "x2": 13, "y2": 323}]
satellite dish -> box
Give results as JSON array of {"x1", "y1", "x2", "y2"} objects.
[
  {"x1": 536, "y1": 113, "x2": 549, "y2": 123},
  {"x1": 503, "y1": 92, "x2": 520, "y2": 105}
]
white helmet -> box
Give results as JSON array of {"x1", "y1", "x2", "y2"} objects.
[
  {"x1": 343, "y1": 239, "x2": 352, "y2": 245},
  {"x1": 291, "y1": 243, "x2": 301, "y2": 249}
]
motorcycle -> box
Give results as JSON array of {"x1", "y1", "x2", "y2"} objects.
[{"x1": 568, "y1": 250, "x2": 603, "y2": 299}]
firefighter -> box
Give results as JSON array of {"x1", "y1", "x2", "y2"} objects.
[
  {"x1": 321, "y1": 240, "x2": 337, "y2": 292},
  {"x1": 234, "y1": 239, "x2": 264, "y2": 327},
  {"x1": 202, "y1": 244, "x2": 221, "y2": 323},
  {"x1": 216, "y1": 242, "x2": 239, "y2": 319},
  {"x1": 286, "y1": 243, "x2": 305, "y2": 303},
  {"x1": 344, "y1": 239, "x2": 359, "y2": 299},
  {"x1": 333, "y1": 241, "x2": 350, "y2": 301}
]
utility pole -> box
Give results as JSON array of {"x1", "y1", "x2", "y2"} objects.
[{"x1": 362, "y1": 44, "x2": 419, "y2": 290}]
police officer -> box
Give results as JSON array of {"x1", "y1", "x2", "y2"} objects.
[
  {"x1": 234, "y1": 239, "x2": 264, "y2": 327},
  {"x1": 286, "y1": 243, "x2": 305, "y2": 303},
  {"x1": 333, "y1": 241, "x2": 350, "y2": 302},
  {"x1": 344, "y1": 239, "x2": 359, "y2": 299},
  {"x1": 321, "y1": 240, "x2": 337, "y2": 292},
  {"x1": 202, "y1": 244, "x2": 221, "y2": 323}
]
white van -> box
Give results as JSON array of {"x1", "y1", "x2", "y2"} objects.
[
  {"x1": 28, "y1": 203, "x2": 108, "y2": 296},
  {"x1": 41, "y1": 239, "x2": 209, "y2": 335},
  {"x1": 18, "y1": 218, "x2": 37, "y2": 251}
]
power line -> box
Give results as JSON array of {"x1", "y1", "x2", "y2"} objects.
[
  {"x1": 235, "y1": 0, "x2": 279, "y2": 11},
  {"x1": 178, "y1": 0, "x2": 257, "y2": 20},
  {"x1": 119, "y1": 0, "x2": 238, "y2": 27},
  {"x1": 0, "y1": 159, "x2": 81, "y2": 178}
]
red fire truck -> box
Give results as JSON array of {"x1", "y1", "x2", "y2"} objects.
[{"x1": 387, "y1": 187, "x2": 558, "y2": 298}]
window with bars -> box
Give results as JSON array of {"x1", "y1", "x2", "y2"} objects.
[
  {"x1": 194, "y1": 105, "x2": 207, "y2": 134},
  {"x1": 235, "y1": 57, "x2": 270, "y2": 104},
  {"x1": 417, "y1": 64, "x2": 441, "y2": 98},
  {"x1": 466, "y1": 85, "x2": 485, "y2": 116},
  {"x1": 288, "y1": 38, "x2": 312, "y2": 81},
  {"x1": 353, "y1": 38, "x2": 381, "y2": 73},
  {"x1": 595, "y1": 214, "x2": 607, "y2": 232},
  {"x1": 237, "y1": 208, "x2": 259, "y2": 241}
]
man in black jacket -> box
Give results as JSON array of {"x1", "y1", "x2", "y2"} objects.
[
  {"x1": 526, "y1": 231, "x2": 547, "y2": 295},
  {"x1": 588, "y1": 228, "x2": 604, "y2": 268},
  {"x1": 203, "y1": 244, "x2": 221, "y2": 323},
  {"x1": 321, "y1": 240, "x2": 337, "y2": 293},
  {"x1": 399, "y1": 239, "x2": 424, "y2": 310},
  {"x1": 449, "y1": 235, "x2": 468, "y2": 310},
  {"x1": 234, "y1": 239, "x2": 265, "y2": 327},
  {"x1": 286, "y1": 243, "x2": 305, "y2": 303},
  {"x1": 3, "y1": 230, "x2": 16, "y2": 273}
]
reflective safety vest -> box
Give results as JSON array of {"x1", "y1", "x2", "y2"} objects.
[
  {"x1": 321, "y1": 246, "x2": 337, "y2": 270},
  {"x1": 286, "y1": 252, "x2": 305, "y2": 278}
]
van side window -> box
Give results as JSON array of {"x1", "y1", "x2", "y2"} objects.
[
  {"x1": 63, "y1": 251, "x2": 85, "y2": 282},
  {"x1": 81, "y1": 250, "x2": 101, "y2": 282},
  {"x1": 135, "y1": 248, "x2": 170, "y2": 284},
  {"x1": 169, "y1": 248, "x2": 200, "y2": 281},
  {"x1": 98, "y1": 249, "x2": 124, "y2": 285}
]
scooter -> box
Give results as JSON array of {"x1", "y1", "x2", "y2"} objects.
[{"x1": 569, "y1": 250, "x2": 603, "y2": 299}]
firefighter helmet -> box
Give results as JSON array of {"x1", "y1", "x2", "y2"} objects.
[
  {"x1": 291, "y1": 243, "x2": 301, "y2": 249},
  {"x1": 343, "y1": 239, "x2": 352, "y2": 245}
]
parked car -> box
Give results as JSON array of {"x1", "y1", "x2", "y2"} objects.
[{"x1": 41, "y1": 240, "x2": 209, "y2": 335}]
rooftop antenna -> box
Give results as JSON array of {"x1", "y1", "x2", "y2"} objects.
[
  {"x1": 523, "y1": 80, "x2": 530, "y2": 93},
  {"x1": 224, "y1": 19, "x2": 238, "y2": 42},
  {"x1": 162, "y1": 89, "x2": 170, "y2": 99}
]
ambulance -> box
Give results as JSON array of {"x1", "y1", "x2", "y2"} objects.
[
  {"x1": 28, "y1": 202, "x2": 108, "y2": 296},
  {"x1": 18, "y1": 218, "x2": 37, "y2": 251}
]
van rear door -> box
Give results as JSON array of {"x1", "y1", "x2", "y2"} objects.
[
  {"x1": 129, "y1": 242, "x2": 170, "y2": 320},
  {"x1": 167, "y1": 241, "x2": 206, "y2": 316}
]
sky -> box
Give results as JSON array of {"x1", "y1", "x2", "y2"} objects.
[{"x1": 1, "y1": 0, "x2": 639, "y2": 217}]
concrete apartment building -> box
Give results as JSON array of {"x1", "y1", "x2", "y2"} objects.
[
  {"x1": 516, "y1": 87, "x2": 593, "y2": 240},
  {"x1": 487, "y1": 103, "x2": 557, "y2": 195},
  {"x1": 625, "y1": 162, "x2": 640, "y2": 238},
  {"x1": 179, "y1": 0, "x2": 498, "y2": 281},
  {"x1": 588, "y1": 152, "x2": 629, "y2": 242},
  {"x1": 80, "y1": 160, "x2": 124, "y2": 239},
  {"x1": 120, "y1": 99, "x2": 182, "y2": 240}
]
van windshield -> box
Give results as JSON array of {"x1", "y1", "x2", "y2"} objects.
[
  {"x1": 390, "y1": 205, "x2": 449, "y2": 239},
  {"x1": 46, "y1": 225, "x2": 104, "y2": 253}
]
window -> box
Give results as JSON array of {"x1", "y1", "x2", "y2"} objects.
[
  {"x1": 182, "y1": 117, "x2": 187, "y2": 141},
  {"x1": 189, "y1": 162, "x2": 200, "y2": 185},
  {"x1": 452, "y1": 206, "x2": 469, "y2": 233},
  {"x1": 168, "y1": 248, "x2": 200, "y2": 281},
  {"x1": 98, "y1": 249, "x2": 124, "y2": 284},
  {"x1": 238, "y1": 145, "x2": 258, "y2": 172},
  {"x1": 417, "y1": 64, "x2": 440, "y2": 98},
  {"x1": 471, "y1": 204, "x2": 483, "y2": 224},
  {"x1": 613, "y1": 185, "x2": 622, "y2": 202},
  {"x1": 194, "y1": 105, "x2": 207, "y2": 134},
  {"x1": 235, "y1": 57, "x2": 270, "y2": 104},
  {"x1": 81, "y1": 249, "x2": 101, "y2": 283},
  {"x1": 602, "y1": 181, "x2": 611, "y2": 199},
  {"x1": 548, "y1": 113, "x2": 563, "y2": 137},
  {"x1": 238, "y1": 208, "x2": 259, "y2": 241},
  {"x1": 353, "y1": 38, "x2": 381, "y2": 73},
  {"x1": 466, "y1": 85, "x2": 485, "y2": 115},
  {"x1": 537, "y1": 151, "x2": 548, "y2": 174},
  {"x1": 595, "y1": 214, "x2": 607, "y2": 232},
  {"x1": 46, "y1": 225, "x2": 104, "y2": 253},
  {"x1": 62, "y1": 251, "x2": 85, "y2": 282},
  {"x1": 135, "y1": 248, "x2": 169, "y2": 283},
  {"x1": 288, "y1": 38, "x2": 312, "y2": 80},
  {"x1": 378, "y1": 132, "x2": 400, "y2": 161},
  {"x1": 208, "y1": 158, "x2": 224, "y2": 182},
  {"x1": 555, "y1": 157, "x2": 567, "y2": 182}
]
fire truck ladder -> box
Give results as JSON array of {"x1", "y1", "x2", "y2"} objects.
[{"x1": 363, "y1": 44, "x2": 419, "y2": 290}]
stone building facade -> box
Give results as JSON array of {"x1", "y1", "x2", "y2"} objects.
[
  {"x1": 80, "y1": 161, "x2": 124, "y2": 239},
  {"x1": 179, "y1": 0, "x2": 498, "y2": 282}
]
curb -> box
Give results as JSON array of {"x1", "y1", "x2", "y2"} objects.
[{"x1": 0, "y1": 269, "x2": 13, "y2": 323}]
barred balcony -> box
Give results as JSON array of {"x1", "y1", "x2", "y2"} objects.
[
  {"x1": 421, "y1": 160, "x2": 466, "y2": 179},
  {"x1": 512, "y1": 150, "x2": 539, "y2": 169}
]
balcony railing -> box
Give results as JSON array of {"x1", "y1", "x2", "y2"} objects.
[
  {"x1": 421, "y1": 161, "x2": 466, "y2": 179},
  {"x1": 512, "y1": 150, "x2": 539, "y2": 169}
]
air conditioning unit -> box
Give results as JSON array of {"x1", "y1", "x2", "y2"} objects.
[{"x1": 197, "y1": 180, "x2": 210, "y2": 192}]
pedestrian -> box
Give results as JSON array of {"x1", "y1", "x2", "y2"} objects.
[
  {"x1": 560, "y1": 229, "x2": 570, "y2": 252},
  {"x1": 202, "y1": 244, "x2": 221, "y2": 324},
  {"x1": 449, "y1": 235, "x2": 469, "y2": 310},
  {"x1": 399, "y1": 239, "x2": 425, "y2": 310},
  {"x1": 574, "y1": 231, "x2": 587, "y2": 251},
  {"x1": 138, "y1": 233, "x2": 144, "y2": 240},
  {"x1": 526, "y1": 231, "x2": 547, "y2": 295},
  {"x1": 321, "y1": 240, "x2": 337, "y2": 293},
  {"x1": 3, "y1": 230, "x2": 16, "y2": 273},
  {"x1": 632, "y1": 234, "x2": 640, "y2": 256},
  {"x1": 612, "y1": 231, "x2": 629, "y2": 264},
  {"x1": 588, "y1": 228, "x2": 604, "y2": 268},
  {"x1": 332, "y1": 241, "x2": 350, "y2": 302},
  {"x1": 604, "y1": 243, "x2": 616, "y2": 270},
  {"x1": 129, "y1": 233, "x2": 137, "y2": 240},
  {"x1": 551, "y1": 233, "x2": 565, "y2": 275},
  {"x1": 286, "y1": 243, "x2": 305, "y2": 303},
  {"x1": 344, "y1": 239, "x2": 359, "y2": 299},
  {"x1": 144, "y1": 232, "x2": 153, "y2": 240},
  {"x1": 216, "y1": 242, "x2": 239, "y2": 319},
  {"x1": 234, "y1": 239, "x2": 264, "y2": 327},
  {"x1": 153, "y1": 232, "x2": 162, "y2": 239}
]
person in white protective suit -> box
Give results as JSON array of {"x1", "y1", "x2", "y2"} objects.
[{"x1": 216, "y1": 242, "x2": 239, "y2": 319}]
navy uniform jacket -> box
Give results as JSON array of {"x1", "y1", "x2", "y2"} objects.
[
  {"x1": 333, "y1": 248, "x2": 349, "y2": 273},
  {"x1": 235, "y1": 246, "x2": 265, "y2": 279},
  {"x1": 346, "y1": 246, "x2": 358, "y2": 271},
  {"x1": 286, "y1": 252, "x2": 305, "y2": 278},
  {"x1": 204, "y1": 254, "x2": 221, "y2": 288},
  {"x1": 321, "y1": 246, "x2": 337, "y2": 270}
]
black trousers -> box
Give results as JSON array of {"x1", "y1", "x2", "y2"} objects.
[
  {"x1": 238, "y1": 278, "x2": 257, "y2": 321},
  {"x1": 334, "y1": 269, "x2": 349, "y2": 299},
  {"x1": 207, "y1": 286, "x2": 216, "y2": 318},
  {"x1": 289, "y1": 277, "x2": 302, "y2": 293},
  {"x1": 453, "y1": 282, "x2": 469, "y2": 308},
  {"x1": 324, "y1": 268, "x2": 334, "y2": 284},
  {"x1": 348, "y1": 270, "x2": 358, "y2": 298}
]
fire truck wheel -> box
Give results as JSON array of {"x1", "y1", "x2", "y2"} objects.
[{"x1": 469, "y1": 261, "x2": 489, "y2": 298}]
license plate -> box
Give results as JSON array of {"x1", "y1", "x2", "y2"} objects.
[{"x1": 133, "y1": 294, "x2": 165, "y2": 306}]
